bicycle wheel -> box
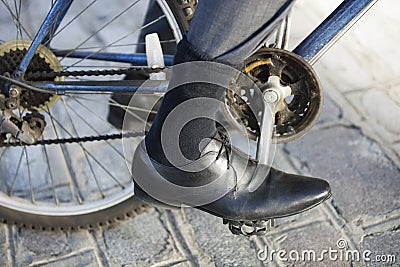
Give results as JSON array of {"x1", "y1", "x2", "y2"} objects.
[{"x1": 0, "y1": 0, "x2": 197, "y2": 229}]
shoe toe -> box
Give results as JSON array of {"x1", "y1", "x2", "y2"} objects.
[
  {"x1": 274, "y1": 170, "x2": 331, "y2": 216},
  {"x1": 299, "y1": 175, "x2": 331, "y2": 206}
]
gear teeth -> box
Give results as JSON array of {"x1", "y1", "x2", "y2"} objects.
[
  {"x1": 0, "y1": 39, "x2": 62, "y2": 110},
  {"x1": 223, "y1": 218, "x2": 274, "y2": 236}
]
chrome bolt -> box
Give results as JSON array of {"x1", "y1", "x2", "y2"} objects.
[
  {"x1": 9, "y1": 86, "x2": 19, "y2": 97},
  {"x1": 263, "y1": 89, "x2": 279, "y2": 103},
  {"x1": 183, "y1": 7, "x2": 194, "y2": 16}
]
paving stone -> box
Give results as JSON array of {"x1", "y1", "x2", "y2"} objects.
[
  {"x1": 13, "y1": 228, "x2": 70, "y2": 266},
  {"x1": 268, "y1": 145, "x2": 328, "y2": 228},
  {"x1": 361, "y1": 231, "x2": 399, "y2": 267},
  {"x1": 273, "y1": 203, "x2": 328, "y2": 231},
  {"x1": 394, "y1": 143, "x2": 400, "y2": 158},
  {"x1": 103, "y1": 209, "x2": 177, "y2": 266},
  {"x1": 19, "y1": 229, "x2": 68, "y2": 256},
  {"x1": 0, "y1": 224, "x2": 10, "y2": 266},
  {"x1": 285, "y1": 126, "x2": 400, "y2": 223},
  {"x1": 343, "y1": 89, "x2": 400, "y2": 146},
  {"x1": 359, "y1": 90, "x2": 400, "y2": 136},
  {"x1": 33, "y1": 249, "x2": 99, "y2": 267},
  {"x1": 266, "y1": 221, "x2": 348, "y2": 266},
  {"x1": 388, "y1": 85, "x2": 400, "y2": 107},
  {"x1": 316, "y1": 95, "x2": 343, "y2": 126},
  {"x1": 65, "y1": 230, "x2": 97, "y2": 252},
  {"x1": 13, "y1": 231, "x2": 33, "y2": 266},
  {"x1": 172, "y1": 262, "x2": 192, "y2": 267},
  {"x1": 272, "y1": 95, "x2": 343, "y2": 176},
  {"x1": 184, "y1": 209, "x2": 263, "y2": 267},
  {"x1": 272, "y1": 144, "x2": 294, "y2": 171},
  {"x1": 11, "y1": 228, "x2": 98, "y2": 266}
]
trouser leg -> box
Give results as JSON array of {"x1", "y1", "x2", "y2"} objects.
[
  {"x1": 145, "y1": 0, "x2": 295, "y2": 164},
  {"x1": 187, "y1": 0, "x2": 294, "y2": 66}
]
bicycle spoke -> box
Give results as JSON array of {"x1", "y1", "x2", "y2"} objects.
[
  {"x1": 46, "y1": 106, "x2": 84, "y2": 204},
  {"x1": 61, "y1": 98, "x2": 106, "y2": 198},
  {"x1": 54, "y1": 39, "x2": 176, "y2": 51},
  {"x1": 108, "y1": 101, "x2": 157, "y2": 115},
  {"x1": 46, "y1": 12, "x2": 61, "y2": 47},
  {"x1": 0, "y1": 148, "x2": 7, "y2": 189},
  {"x1": 22, "y1": 146, "x2": 35, "y2": 203},
  {"x1": 0, "y1": 0, "x2": 184, "y2": 226},
  {"x1": 0, "y1": 147, "x2": 7, "y2": 162},
  {"x1": 67, "y1": 94, "x2": 155, "y2": 127},
  {"x1": 67, "y1": 94, "x2": 154, "y2": 129},
  {"x1": 58, "y1": 0, "x2": 142, "y2": 63},
  {"x1": 42, "y1": 144, "x2": 60, "y2": 205},
  {"x1": 66, "y1": 96, "x2": 116, "y2": 129},
  {"x1": 13, "y1": 0, "x2": 22, "y2": 40},
  {"x1": 109, "y1": 97, "x2": 152, "y2": 127},
  {"x1": 44, "y1": 0, "x2": 98, "y2": 46},
  {"x1": 44, "y1": 108, "x2": 126, "y2": 190},
  {"x1": 8, "y1": 147, "x2": 24, "y2": 197},
  {"x1": 63, "y1": 14, "x2": 167, "y2": 70},
  {"x1": 64, "y1": 98, "x2": 125, "y2": 158},
  {"x1": 1, "y1": 0, "x2": 32, "y2": 39}
]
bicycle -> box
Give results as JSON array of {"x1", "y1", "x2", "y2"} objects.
[{"x1": 0, "y1": 0, "x2": 378, "y2": 231}]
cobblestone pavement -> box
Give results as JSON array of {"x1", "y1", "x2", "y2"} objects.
[{"x1": 1, "y1": 0, "x2": 399, "y2": 266}]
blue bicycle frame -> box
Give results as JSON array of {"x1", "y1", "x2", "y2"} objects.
[{"x1": 16, "y1": 0, "x2": 378, "y2": 94}]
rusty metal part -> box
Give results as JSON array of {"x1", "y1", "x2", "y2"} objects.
[
  {"x1": 0, "y1": 131, "x2": 142, "y2": 147},
  {"x1": 226, "y1": 48, "x2": 323, "y2": 143},
  {"x1": 0, "y1": 40, "x2": 63, "y2": 110},
  {"x1": 0, "y1": 110, "x2": 47, "y2": 144},
  {"x1": 0, "y1": 39, "x2": 161, "y2": 147},
  {"x1": 0, "y1": 65, "x2": 162, "y2": 147},
  {"x1": 0, "y1": 110, "x2": 21, "y2": 139}
]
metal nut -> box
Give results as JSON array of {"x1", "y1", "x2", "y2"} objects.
[
  {"x1": 9, "y1": 85, "x2": 20, "y2": 97},
  {"x1": 263, "y1": 90, "x2": 279, "y2": 103}
]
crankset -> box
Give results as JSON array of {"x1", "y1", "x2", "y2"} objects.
[
  {"x1": 222, "y1": 48, "x2": 323, "y2": 236},
  {"x1": 226, "y1": 48, "x2": 323, "y2": 143}
]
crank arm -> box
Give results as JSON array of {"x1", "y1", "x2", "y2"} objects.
[{"x1": 256, "y1": 76, "x2": 291, "y2": 164}]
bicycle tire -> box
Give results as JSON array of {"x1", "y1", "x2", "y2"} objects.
[{"x1": 0, "y1": 0, "x2": 197, "y2": 229}]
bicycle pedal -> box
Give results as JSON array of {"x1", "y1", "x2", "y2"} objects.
[{"x1": 223, "y1": 218, "x2": 275, "y2": 236}]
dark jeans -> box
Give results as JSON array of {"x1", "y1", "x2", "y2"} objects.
[
  {"x1": 108, "y1": 0, "x2": 294, "y2": 128},
  {"x1": 186, "y1": 0, "x2": 294, "y2": 66}
]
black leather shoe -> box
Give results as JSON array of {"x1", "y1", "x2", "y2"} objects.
[{"x1": 132, "y1": 131, "x2": 331, "y2": 221}]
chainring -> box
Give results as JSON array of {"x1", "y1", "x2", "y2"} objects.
[{"x1": 226, "y1": 48, "x2": 323, "y2": 143}]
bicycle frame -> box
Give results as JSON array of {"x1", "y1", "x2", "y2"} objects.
[{"x1": 15, "y1": 0, "x2": 379, "y2": 94}]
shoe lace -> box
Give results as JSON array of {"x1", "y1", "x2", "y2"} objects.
[{"x1": 210, "y1": 131, "x2": 239, "y2": 196}]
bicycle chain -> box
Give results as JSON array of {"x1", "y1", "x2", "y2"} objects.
[
  {"x1": 25, "y1": 66, "x2": 165, "y2": 80},
  {"x1": 0, "y1": 132, "x2": 144, "y2": 147},
  {"x1": 1, "y1": 67, "x2": 161, "y2": 147}
]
